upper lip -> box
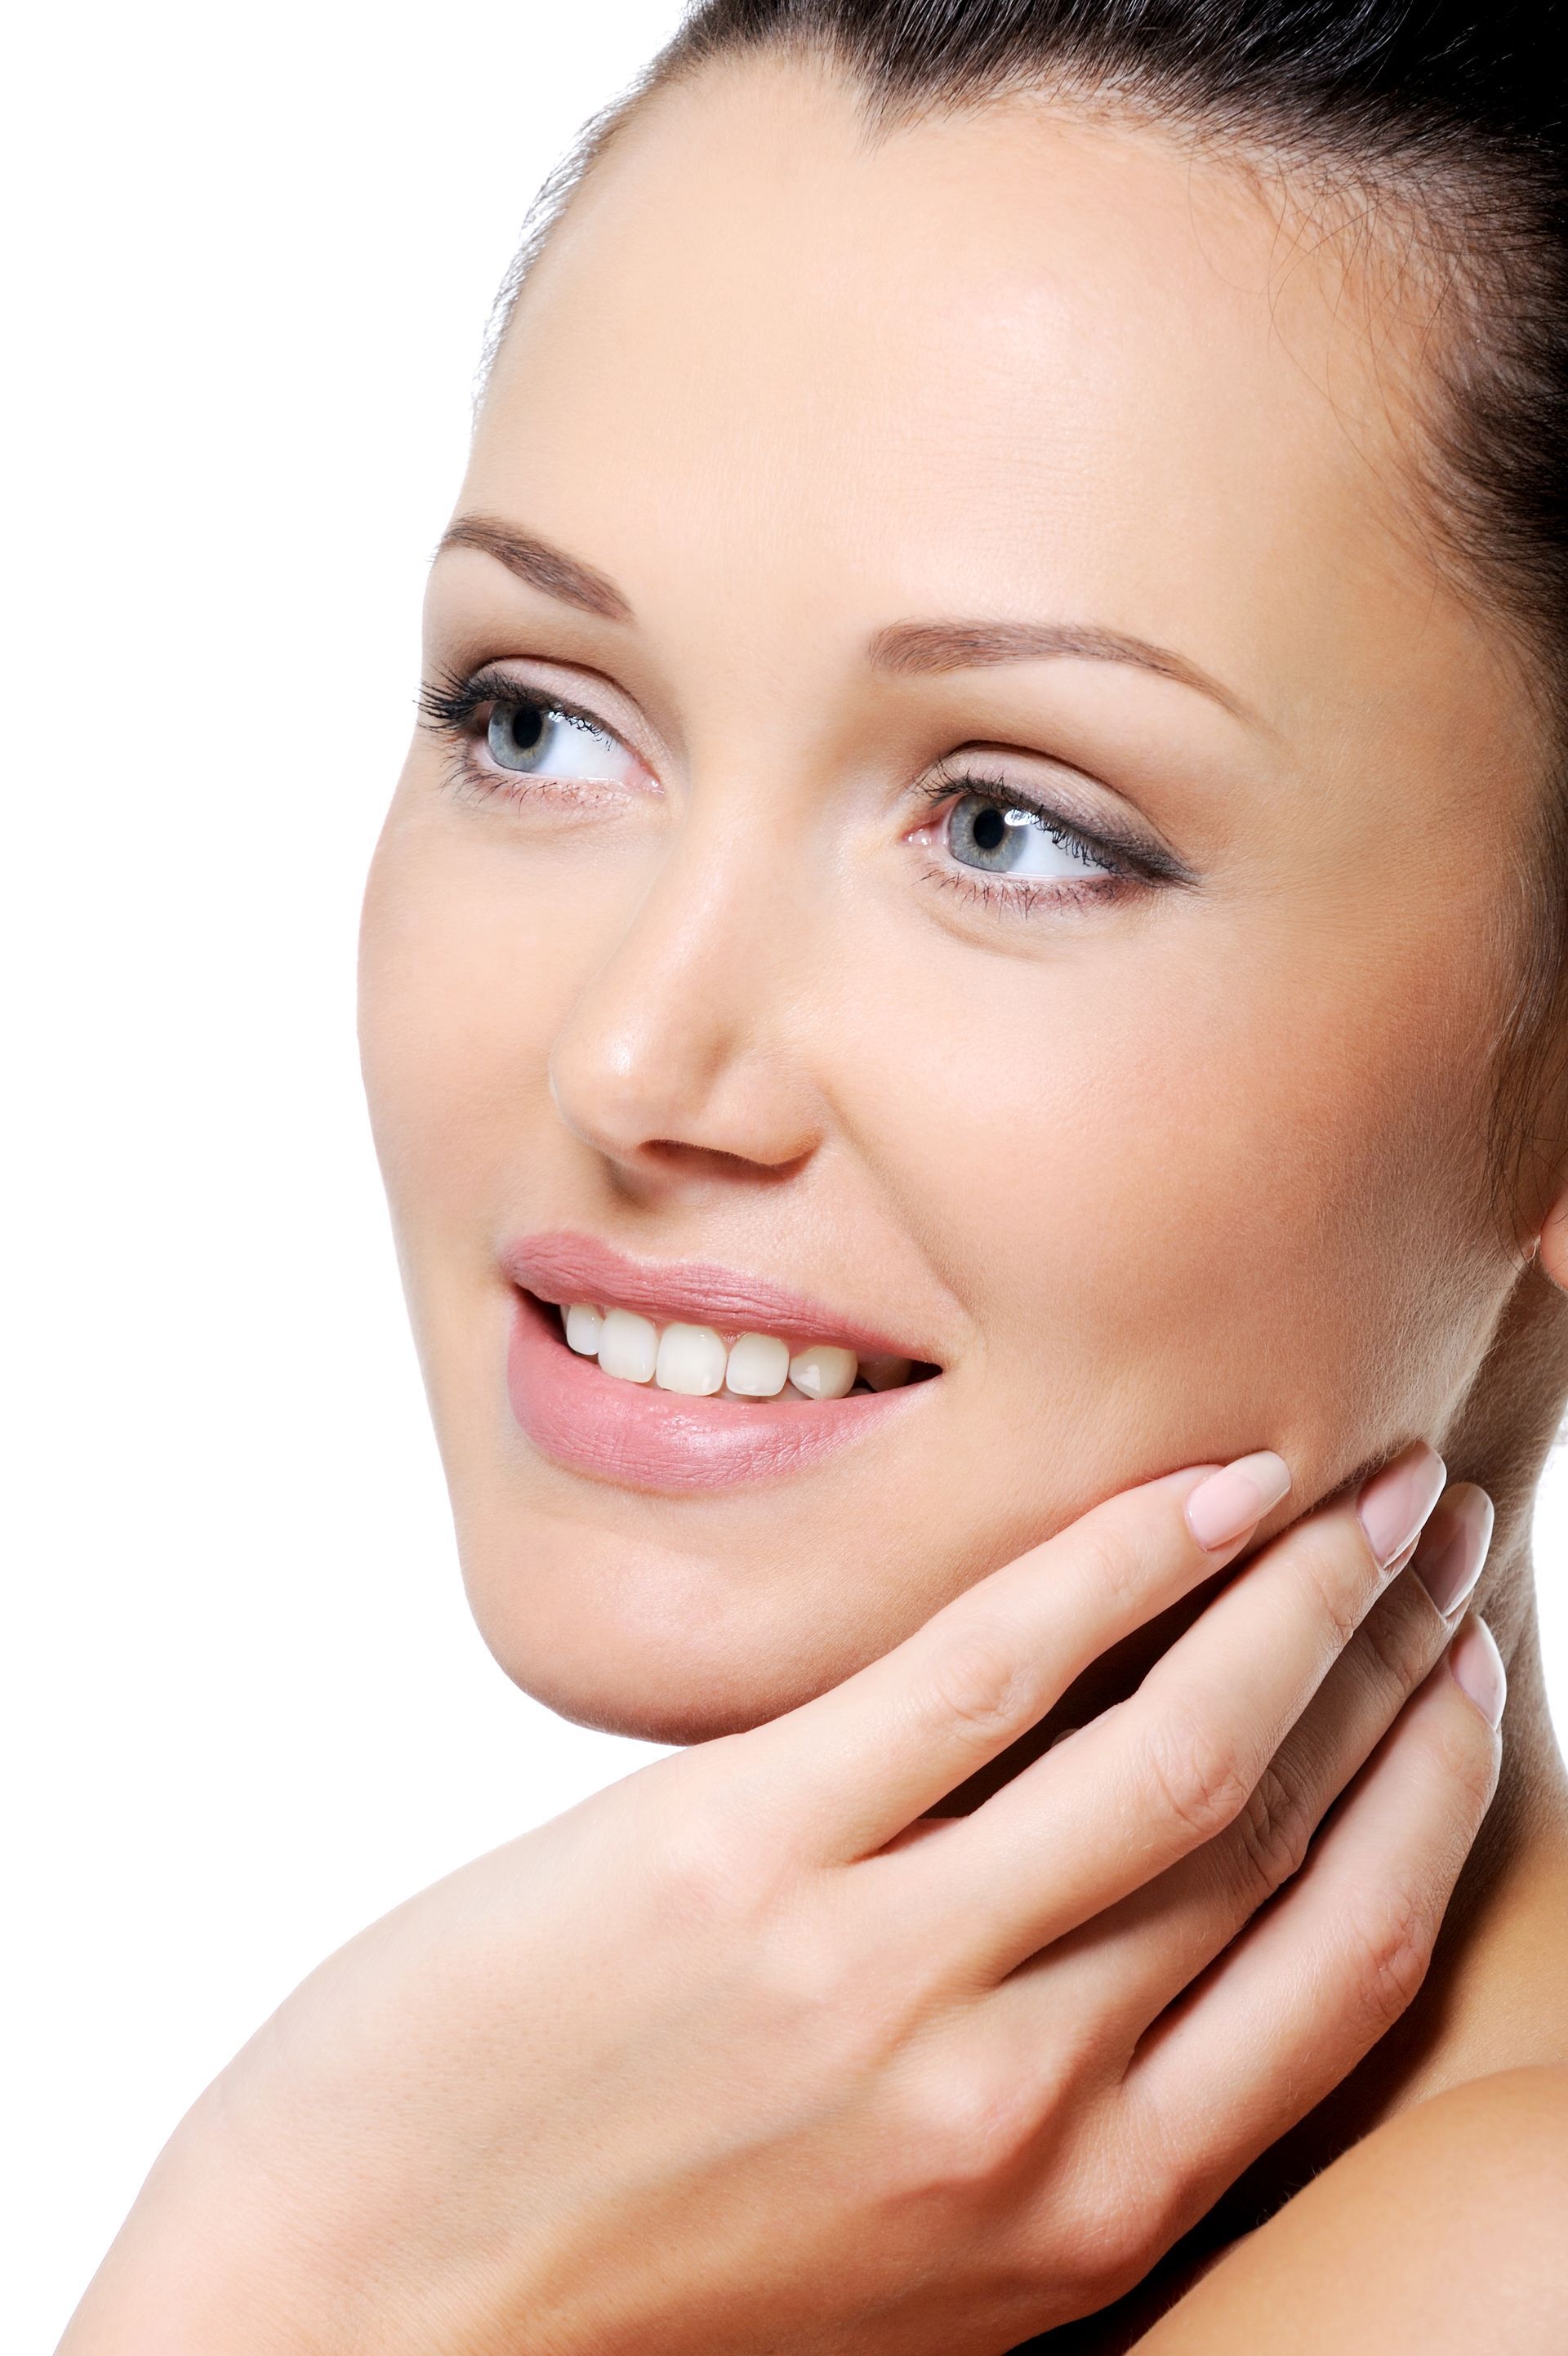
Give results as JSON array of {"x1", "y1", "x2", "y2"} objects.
[{"x1": 503, "y1": 1229, "x2": 938, "y2": 1364}]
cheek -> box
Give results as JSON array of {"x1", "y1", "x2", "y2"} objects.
[
  {"x1": 358, "y1": 799, "x2": 615, "y2": 1255},
  {"x1": 831, "y1": 910, "x2": 1510, "y2": 1507}
]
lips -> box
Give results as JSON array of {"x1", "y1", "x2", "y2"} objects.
[
  {"x1": 503, "y1": 1231, "x2": 933, "y2": 1361},
  {"x1": 501, "y1": 1230, "x2": 941, "y2": 1493}
]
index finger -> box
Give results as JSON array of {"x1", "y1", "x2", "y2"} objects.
[{"x1": 729, "y1": 1450, "x2": 1293, "y2": 1862}]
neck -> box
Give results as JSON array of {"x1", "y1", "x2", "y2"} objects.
[
  {"x1": 1324, "y1": 1251, "x2": 1568, "y2": 2113},
  {"x1": 1229, "y1": 1516, "x2": 1568, "y2": 2229}
]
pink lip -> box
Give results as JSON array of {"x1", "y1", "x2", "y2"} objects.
[
  {"x1": 501, "y1": 1230, "x2": 940, "y2": 1494},
  {"x1": 502, "y1": 1230, "x2": 933, "y2": 1359}
]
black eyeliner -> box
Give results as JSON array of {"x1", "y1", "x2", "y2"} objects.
[{"x1": 916, "y1": 770, "x2": 1192, "y2": 889}]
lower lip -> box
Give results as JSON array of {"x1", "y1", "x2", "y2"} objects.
[{"x1": 505, "y1": 1289, "x2": 931, "y2": 1493}]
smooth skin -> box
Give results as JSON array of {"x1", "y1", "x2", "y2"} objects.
[
  {"x1": 1137, "y1": 2065, "x2": 1568, "y2": 2354},
  {"x1": 63, "y1": 1451, "x2": 1499, "y2": 2354},
  {"x1": 63, "y1": 48, "x2": 1568, "y2": 2355}
]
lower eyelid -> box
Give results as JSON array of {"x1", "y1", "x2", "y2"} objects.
[
  {"x1": 451, "y1": 740, "x2": 653, "y2": 830},
  {"x1": 914, "y1": 848, "x2": 1128, "y2": 920}
]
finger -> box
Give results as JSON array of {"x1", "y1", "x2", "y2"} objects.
[
  {"x1": 898, "y1": 1440, "x2": 1447, "y2": 1975},
  {"x1": 1123, "y1": 1615, "x2": 1503, "y2": 2216},
  {"x1": 725, "y1": 1450, "x2": 1293, "y2": 1862},
  {"x1": 991, "y1": 1484, "x2": 1492, "y2": 2043}
]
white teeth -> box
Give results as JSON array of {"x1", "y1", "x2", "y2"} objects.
[
  {"x1": 597, "y1": 1307, "x2": 659, "y2": 1383},
  {"x1": 655, "y1": 1322, "x2": 728, "y2": 1396},
  {"x1": 562, "y1": 1301, "x2": 920, "y2": 1401},
  {"x1": 564, "y1": 1303, "x2": 604, "y2": 1356},
  {"x1": 725, "y1": 1332, "x2": 791, "y2": 1397},
  {"x1": 786, "y1": 1344, "x2": 858, "y2": 1401}
]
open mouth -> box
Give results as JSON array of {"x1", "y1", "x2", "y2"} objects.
[
  {"x1": 539, "y1": 1295, "x2": 940, "y2": 1401},
  {"x1": 500, "y1": 1232, "x2": 943, "y2": 1491}
]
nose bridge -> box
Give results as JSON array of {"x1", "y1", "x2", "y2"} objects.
[{"x1": 548, "y1": 773, "x2": 819, "y2": 1170}]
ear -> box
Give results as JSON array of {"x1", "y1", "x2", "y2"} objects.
[{"x1": 1536, "y1": 1183, "x2": 1568, "y2": 1293}]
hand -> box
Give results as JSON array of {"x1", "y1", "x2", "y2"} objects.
[{"x1": 60, "y1": 1443, "x2": 1502, "y2": 2356}]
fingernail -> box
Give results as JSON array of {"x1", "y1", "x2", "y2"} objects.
[
  {"x1": 1356, "y1": 1441, "x2": 1446, "y2": 1570},
  {"x1": 1449, "y1": 1613, "x2": 1507, "y2": 1728},
  {"x1": 1184, "y1": 1451, "x2": 1292, "y2": 1551},
  {"x1": 1411, "y1": 1483, "x2": 1494, "y2": 1619}
]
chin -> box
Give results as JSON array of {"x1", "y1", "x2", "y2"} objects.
[
  {"x1": 474, "y1": 1616, "x2": 808, "y2": 1747},
  {"x1": 453, "y1": 1515, "x2": 854, "y2": 1748}
]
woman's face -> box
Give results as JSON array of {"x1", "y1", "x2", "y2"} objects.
[{"x1": 359, "y1": 56, "x2": 1543, "y2": 1741}]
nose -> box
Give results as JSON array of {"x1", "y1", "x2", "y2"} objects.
[{"x1": 547, "y1": 817, "x2": 825, "y2": 1196}]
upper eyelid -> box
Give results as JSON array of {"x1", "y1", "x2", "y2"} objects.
[
  {"x1": 426, "y1": 661, "x2": 1108, "y2": 795},
  {"x1": 919, "y1": 770, "x2": 1103, "y2": 832},
  {"x1": 422, "y1": 668, "x2": 608, "y2": 735},
  {"x1": 422, "y1": 662, "x2": 1185, "y2": 876},
  {"x1": 421, "y1": 657, "x2": 660, "y2": 764},
  {"x1": 921, "y1": 770, "x2": 1182, "y2": 881}
]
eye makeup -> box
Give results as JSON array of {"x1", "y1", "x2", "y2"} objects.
[{"x1": 416, "y1": 660, "x2": 1196, "y2": 915}]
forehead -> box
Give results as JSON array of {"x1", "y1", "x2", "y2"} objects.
[{"x1": 468, "y1": 54, "x2": 1494, "y2": 742}]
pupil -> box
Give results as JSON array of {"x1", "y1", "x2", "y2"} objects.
[
  {"x1": 971, "y1": 805, "x2": 1006, "y2": 853},
  {"x1": 506, "y1": 702, "x2": 544, "y2": 754}
]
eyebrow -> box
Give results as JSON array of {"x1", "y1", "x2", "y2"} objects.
[
  {"x1": 438, "y1": 514, "x2": 633, "y2": 623},
  {"x1": 866, "y1": 617, "x2": 1255, "y2": 723},
  {"x1": 438, "y1": 511, "x2": 1256, "y2": 724}
]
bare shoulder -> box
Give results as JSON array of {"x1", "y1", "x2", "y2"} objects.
[{"x1": 1135, "y1": 2065, "x2": 1568, "y2": 2354}]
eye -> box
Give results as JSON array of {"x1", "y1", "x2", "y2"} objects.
[
  {"x1": 418, "y1": 665, "x2": 648, "y2": 807},
  {"x1": 483, "y1": 692, "x2": 632, "y2": 782},
  {"x1": 945, "y1": 791, "x2": 1116, "y2": 882}
]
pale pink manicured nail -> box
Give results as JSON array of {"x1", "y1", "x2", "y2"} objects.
[
  {"x1": 1356, "y1": 1441, "x2": 1447, "y2": 1569},
  {"x1": 1449, "y1": 1614, "x2": 1507, "y2": 1728},
  {"x1": 1412, "y1": 1484, "x2": 1494, "y2": 1619},
  {"x1": 1184, "y1": 1451, "x2": 1292, "y2": 1552}
]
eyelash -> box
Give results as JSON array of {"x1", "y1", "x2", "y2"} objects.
[
  {"x1": 908, "y1": 769, "x2": 1139, "y2": 916},
  {"x1": 417, "y1": 666, "x2": 621, "y2": 803},
  {"x1": 417, "y1": 666, "x2": 1163, "y2": 916}
]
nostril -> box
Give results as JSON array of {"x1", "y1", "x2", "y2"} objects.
[{"x1": 639, "y1": 1136, "x2": 813, "y2": 1184}]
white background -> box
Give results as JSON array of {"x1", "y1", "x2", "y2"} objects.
[{"x1": 7, "y1": 6, "x2": 1568, "y2": 2345}]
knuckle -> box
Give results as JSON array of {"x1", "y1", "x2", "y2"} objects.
[
  {"x1": 649, "y1": 1801, "x2": 764, "y2": 1927},
  {"x1": 1232, "y1": 1761, "x2": 1314, "y2": 1896},
  {"x1": 1141, "y1": 1703, "x2": 1254, "y2": 1847},
  {"x1": 751, "y1": 1904, "x2": 860, "y2": 2027},
  {"x1": 738, "y1": 1904, "x2": 905, "y2": 2100},
  {"x1": 1355, "y1": 1582, "x2": 1441, "y2": 1695},
  {"x1": 1074, "y1": 2183, "x2": 1157, "y2": 2303},
  {"x1": 1090, "y1": 2104, "x2": 1205, "y2": 2296},
  {"x1": 1348, "y1": 1884, "x2": 1435, "y2": 2033},
  {"x1": 1009, "y1": 2123, "x2": 1163, "y2": 2308},
  {"x1": 925, "y1": 1621, "x2": 1041, "y2": 1751},
  {"x1": 1291, "y1": 1531, "x2": 1368, "y2": 1652},
  {"x1": 887, "y1": 2049, "x2": 1045, "y2": 2194},
  {"x1": 1009, "y1": 2192, "x2": 1145, "y2": 2317},
  {"x1": 1428, "y1": 1712, "x2": 1500, "y2": 1815},
  {"x1": 1071, "y1": 1510, "x2": 1156, "y2": 1615}
]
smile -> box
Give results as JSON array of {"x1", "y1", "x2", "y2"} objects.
[
  {"x1": 558, "y1": 1301, "x2": 924, "y2": 1399},
  {"x1": 501, "y1": 1231, "x2": 941, "y2": 1492}
]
